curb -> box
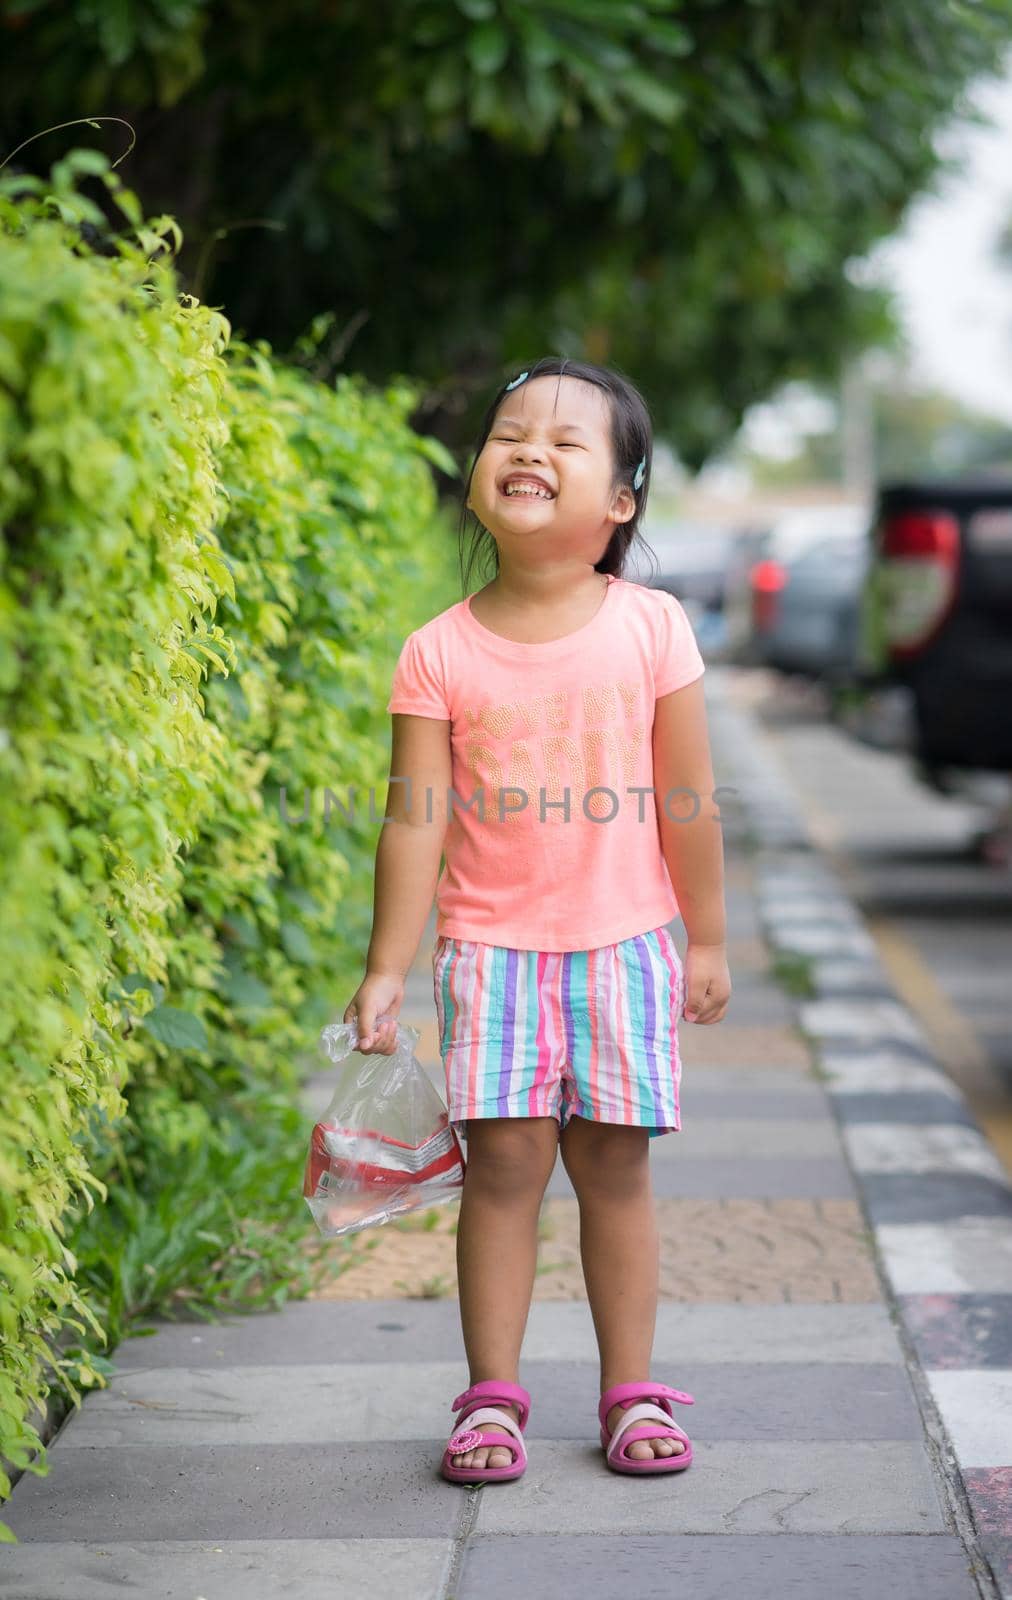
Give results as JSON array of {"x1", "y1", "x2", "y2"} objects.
[{"x1": 717, "y1": 678, "x2": 1012, "y2": 1600}]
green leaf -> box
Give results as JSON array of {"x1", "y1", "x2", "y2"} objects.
[
  {"x1": 284, "y1": 885, "x2": 319, "y2": 916},
  {"x1": 219, "y1": 914, "x2": 261, "y2": 950},
  {"x1": 468, "y1": 22, "x2": 510, "y2": 75},
  {"x1": 113, "y1": 973, "x2": 166, "y2": 1007},
  {"x1": 223, "y1": 971, "x2": 273, "y2": 1011},
  {"x1": 280, "y1": 921, "x2": 315, "y2": 965},
  {"x1": 645, "y1": 20, "x2": 694, "y2": 57},
  {"x1": 199, "y1": 546, "x2": 236, "y2": 601},
  {"x1": 731, "y1": 151, "x2": 772, "y2": 208},
  {"x1": 53, "y1": 147, "x2": 113, "y2": 180},
  {"x1": 415, "y1": 433, "x2": 460, "y2": 476},
  {"x1": 141, "y1": 1006, "x2": 209, "y2": 1051},
  {"x1": 515, "y1": 12, "x2": 561, "y2": 68},
  {"x1": 618, "y1": 68, "x2": 684, "y2": 124},
  {"x1": 424, "y1": 54, "x2": 464, "y2": 114}
]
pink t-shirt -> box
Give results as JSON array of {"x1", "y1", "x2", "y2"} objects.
[{"x1": 385, "y1": 573, "x2": 705, "y2": 952}]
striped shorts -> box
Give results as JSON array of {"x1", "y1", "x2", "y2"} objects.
[{"x1": 432, "y1": 925, "x2": 684, "y2": 1144}]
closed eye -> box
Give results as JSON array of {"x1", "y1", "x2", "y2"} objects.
[{"x1": 493, "y1": 436, "x2": 579, "y2": 447}]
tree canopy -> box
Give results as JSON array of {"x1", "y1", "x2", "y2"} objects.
[{"x1": 3, "y1": 0, "x2": 1011, "y2": 465}]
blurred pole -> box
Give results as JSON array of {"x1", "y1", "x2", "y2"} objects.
[{"x1": 840, "y1": 359, "x2": 876, "y2": 495}]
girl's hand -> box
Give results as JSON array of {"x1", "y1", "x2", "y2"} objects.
[
  {"x1": 343, "y1": 971, "x2": 405, "y2": 1054},
  {"x1": 681, "y1": 942, "x2": 731, "y2": 1025}
]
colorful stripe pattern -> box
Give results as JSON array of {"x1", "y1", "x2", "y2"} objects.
[{"x1": 432, "y1": 926, "x2": 684, "y2": 1142}]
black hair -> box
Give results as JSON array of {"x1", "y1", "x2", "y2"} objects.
[{"x1": 456, "y1": 356, "x2": 655, "y2": 595}]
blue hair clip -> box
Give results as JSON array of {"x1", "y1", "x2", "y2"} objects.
[
  {"x1": 633, "y1": 455, "x2": 646, "y2": 490},
  {"x1": 505, "y1": 370, "x2": 529, "y2": 391}
]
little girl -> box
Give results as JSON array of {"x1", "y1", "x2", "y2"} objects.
[{"x1": 344, "y1": 356, "x2": 730, "y2": 1484}]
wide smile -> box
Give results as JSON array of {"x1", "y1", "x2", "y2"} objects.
[{"x1": 498, "y1": 482, "x2": 555, "y2": 502}]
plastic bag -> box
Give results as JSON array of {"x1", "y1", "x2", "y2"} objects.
[{"x1": 303, "y1": 1014, "x2": 466, "y2": 1238}]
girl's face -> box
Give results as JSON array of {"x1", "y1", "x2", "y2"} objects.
[{"x1": 466, "y1": 375, "x2": 636, "y2": 566}]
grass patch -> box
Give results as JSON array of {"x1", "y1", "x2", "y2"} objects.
[
  {"x1": 770, "y1": 948, "x2": 817, "y2": 998},
  {"x1": 393, "y1": 1273, "x2": 455, "y2": 1299},
  {"x1": 59, "y1": 1087, "x2": 374, "y2": 1392}
]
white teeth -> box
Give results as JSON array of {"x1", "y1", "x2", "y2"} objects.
[{"x1": 504, "y1": 483, "x2": 552, "y2": 498}]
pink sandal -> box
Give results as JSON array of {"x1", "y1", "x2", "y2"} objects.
[
  {"x1": 599, "y1": 1380, "x2": 695, "y2": 1474},
  {"x1": 440, "y1": 1379, "x2": 531, "y2": 1485}
]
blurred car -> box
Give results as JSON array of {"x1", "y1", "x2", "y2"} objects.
[
  {"x1": 759, "y1": 533, "x2": 872, "y2": 683},
  {"x1": 842, "y1": 478, "x2": 1012, "y2": 792},
  {"x1": 634, "y1": 521, "x2": 739, "y2": 658},
  {"x1": 723, "y1": 503, "x2": 871, "y2": 669}
]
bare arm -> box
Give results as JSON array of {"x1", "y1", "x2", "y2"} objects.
[
  {"x1": 368, "y1": 711, "x2": 451, "y2": 973},
  {"x1": 652, "y1": 678, "x2": 731, "y2": 1022},
  {"x1": 345, "y1": 711, "x2": 452, "y2": 1050}
]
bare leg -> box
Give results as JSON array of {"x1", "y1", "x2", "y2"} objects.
[
  {"x1": 559, "y1": 1114, "x2": 683, "y2": 1459},
  {"x1": 449, "y1": 1116, "x2": 560, "y2": 1470}
]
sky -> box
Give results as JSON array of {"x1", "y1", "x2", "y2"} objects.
[
  {"x1": 868, "y1": 49, "x2": 1012, "y2": 425},
  {"x1": 726, "y1": 49, "x2": 1012, "y2": 473}
]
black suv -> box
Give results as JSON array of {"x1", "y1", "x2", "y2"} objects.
[{"x1": 841, "y1": 477, "x2": 1012, "y2": 797}]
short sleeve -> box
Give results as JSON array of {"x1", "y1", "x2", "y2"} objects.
[
  {"x1": 653, "y1": 591, "x2": 705, "y2": 697},
  {"x1": 386, "y1": 629, "x2": 451, "y2": 719}
]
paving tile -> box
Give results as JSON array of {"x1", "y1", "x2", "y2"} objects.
[
  {"x1": 722, "y1": 854, "x2": 758, "y2": 891},
  {"x1": 548, "y1": 1156, "x2": 859, "y2": 1202},
  {"x1": 759, "y1": 902, "x2": 866, "y2": 929},
  {"x1": 533, "y1": 1197, "x2": 879, "y2": 1302},
  {"x1": 546, "y1": 1131, "x2": 858, "y2": 1200},
  {"x1": 526, "y1": 1360, "x2": 923, "y2": 1441},
  {"x1": 648, "y1": 1118, "x2": 843, "y2": 1160},
  {"x1": 680, "y1": 1084, "x2": 833, "y2": 1118},
  {"x1": 643, "y1": 1303, "x2": 901, "y2": 1365},
  {"x1": 925, "y1": 1370, "x2": 1012, "y2": 1468},
  {"x1": 876, "y1": 1219, "x2": 1012, "y2": 1293},
  {"x1": 472, "y1": 1442, "x2": 946, "y2": 1535},
  {"x1": 678, "y1": 1024, "x2": 812, "y2": 1070},
  {"x1": 964, "y1": 1468, "x2": 1012, "y2": 1534},
  {"x1": 302, "y1": 1194, "x2": 880, "y2": 1303},
  {"x1": 60, "y1": 1361, "x2": 474, "y2": 1448},
  {"x1": 107, "y1": 1299, "x2": 905, "y2": 1376},
  {"x1": 302, "y1": 1204, "x2": 463, "y2": 1302},
  {"x1": 0, "y1": 1539, "x2": 454, "y2": 1600},
  {"x1": 4, "y1": 1445, "x2": 463, "y2": 1543},
  {"x1": 721, "y1": 989, "x2": 798, "y2": 1026},
  {"x1": 977, "y1": 1534, "x2": 1012, "y2": 1600},
  {"x1": 799, "y1": 1000, "x2": 928, "y2": 1048},
  {"x1": 862, "y1": 1173, "x2": 1012, "y2": 1225},
  {"x1": 755, "y1": 872, "x2": 843, "y2": 900},
  {"x1": 841, "y1": 1122, "x2": 1009, "y2": 1180},
  {"x1": 774, "y1": 927, "x2": 880, "y2": 960},
  {"x1": 457, "y1": 1534, "x2": 979, "y2": 1600},
  {"x1": 293, "y1": 1286, "x2": 903, "y2": 1363},
  {"x1": 62, "y1": 1358, "x2": 922, "y2": 1450},
  {"x1": 413, "y1": 1016, "x2": 441, "y2": 1060},
  {"x1": 720, "y1": 911, "x2": 767, "y2": 947},
  {"x1": 109, "y1": 1300, "x2": 466, "y2": 1370},
  {"x1": 724, "y1": 934, "x2": 773, "y2": 972},
  {"x1": 818, "y1": 1049, "x2": 964, "y2": 1098},
  {"x1": 809, "y1": 960, "x2": 899, "y2": 999},
  {"x1": 404, "y1": 963, "x2": 436, "y2": 996},
  {"x1": 755, "y1": 823, "x2": 810, "y2": 847},
  {"x1": 898, "y1": 1294, "x2": 1012, "y2": 1369},
  {"x1": 832, "y1": 1092, "x2": 977, "y2": 1126}
]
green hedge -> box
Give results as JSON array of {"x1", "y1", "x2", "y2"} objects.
[{"x1": 0, "y1": 150, "x2": 457, "y2": 1540}]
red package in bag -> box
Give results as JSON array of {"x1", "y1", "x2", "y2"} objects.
[{"x1": 303, "y1": 1016, "x2": 466, "y2": 1238}]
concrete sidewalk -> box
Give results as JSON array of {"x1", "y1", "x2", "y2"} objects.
[{"x1": 3, "y1": 667, "x2": 1008, "y2": 1599}]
